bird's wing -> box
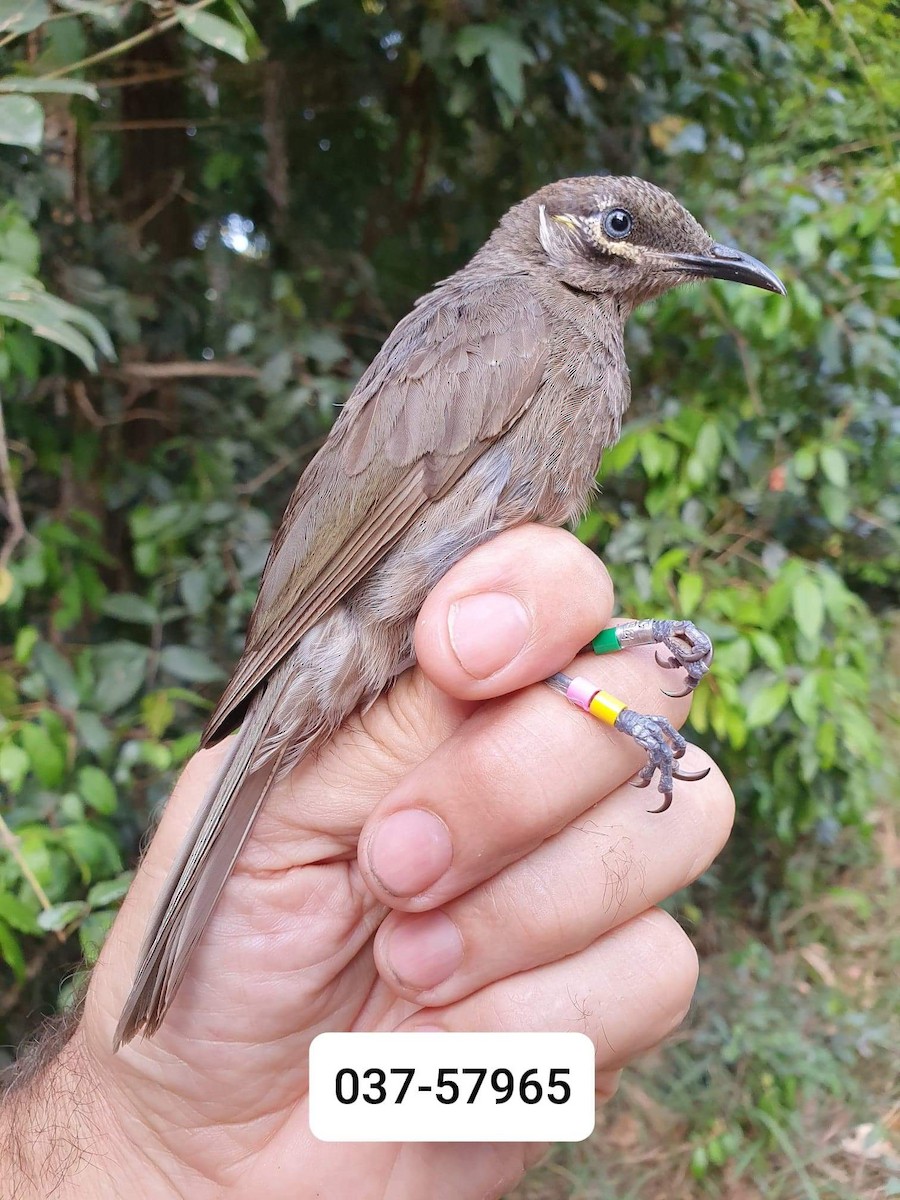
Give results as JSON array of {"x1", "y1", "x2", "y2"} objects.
[{"x1": 202, "y1": 276, "x2": 547, "y2": 744}]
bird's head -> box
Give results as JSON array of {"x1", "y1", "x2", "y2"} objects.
[{"x1": 499, "y1": 175, "x2": 785, "y2": 308}]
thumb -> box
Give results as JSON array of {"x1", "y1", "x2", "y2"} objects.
[{"x1": 414, "y1": 524, "x2": 614, "y2": 701}]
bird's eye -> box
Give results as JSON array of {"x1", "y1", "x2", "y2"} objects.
[{"x1": 603, "y1": 208, "x2": 633, "y2": 239}]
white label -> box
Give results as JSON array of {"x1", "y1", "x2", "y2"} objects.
[{"x1": 308, "y1": 1032, "x2": 596, "y2": 1142}]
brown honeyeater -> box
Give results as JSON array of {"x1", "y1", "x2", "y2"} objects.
[{"x1": 115, "y1": 176, "x2": 785, "y2": 1048}]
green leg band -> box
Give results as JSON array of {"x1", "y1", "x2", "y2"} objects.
[{"x1": 591, "y1": 627, "x2": 622, "y2": 655}]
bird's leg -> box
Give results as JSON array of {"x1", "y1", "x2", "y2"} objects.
[
  {"x1": 592, "y1": 618, "x2": 714, "y2": 698},
  {"x1": 544, "y1": 669, "x2": 710, "y2": 814}
]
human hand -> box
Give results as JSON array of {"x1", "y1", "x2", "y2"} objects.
[{"x1": 8, "y1": 526, "x2": 733, "y2": 1200}]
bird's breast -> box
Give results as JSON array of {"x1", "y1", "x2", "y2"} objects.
[{"x1": 515, "y1": 310, "x2": 630, "y2": 527}]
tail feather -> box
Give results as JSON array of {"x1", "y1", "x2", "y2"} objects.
[{"x1": 114, "y1": 686, "x2": 286, "y2": 1050}]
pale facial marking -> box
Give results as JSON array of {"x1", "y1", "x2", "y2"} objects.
[
  {"x1": 538, "y1": 203, "x2": 583, "y2": 266},
  {"x1": 582, "y1": 220, "x2": 643, "y2": 262}
]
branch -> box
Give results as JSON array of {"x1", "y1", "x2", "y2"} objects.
[
  {"x1": 235, "y1": 437, "x2": 325, "y2": 495},
  {"x1": 106, "y1": 361, "x2": 260, "y2": 380},
  {"x1": 0, "y1": 392, "x2": 27, "y2": 574},
  {"x1": 0, "y1": 814, "x2": 64, "y2": 944},
  {"x1": 129, "y1": 169, "x2": 186, "y2": 236},
  {"x1": 38, "y1": 0, "x2": 216, "y2": 82},
  {"x1": 70, "y1": 380, "x2": 175, "y2": 428}
]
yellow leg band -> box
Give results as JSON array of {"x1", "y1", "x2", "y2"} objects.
[{"x1": 588, "y1": 691, "x2": 626, "y2": 725}]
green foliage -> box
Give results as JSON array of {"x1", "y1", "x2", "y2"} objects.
[
  {"x1": 0, "y1": 202, "x2": 112, "y2": 370},
  {"x1": 672, "y1": 924, "x2": 898, "y2": 1194},
  {"x1": 0, "y1": 0, "x2": 897, "y2": 1052}
]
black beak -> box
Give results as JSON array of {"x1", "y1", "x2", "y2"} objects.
[{"x1": 666, "y1": 242, "x2": 786, "y2": 295}]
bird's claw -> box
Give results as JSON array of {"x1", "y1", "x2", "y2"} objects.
[
  {"x1": 615, "y1": 708, "x2": 710, "y2": 812},
  {"x1": 651, "y1": 619, "x2": 713, "y2": 697}
]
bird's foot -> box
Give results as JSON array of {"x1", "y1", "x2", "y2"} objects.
[
  {"x1": 545, "y1": 673, "x2": 711, "y2": 813},
  {"x1": 592, "y1": 618, "x2": 714, "y2": 699},
  {"x1": 614, "y1": 708, "x2": 709, "y2": 812}
]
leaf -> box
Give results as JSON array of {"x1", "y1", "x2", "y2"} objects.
[
  {"x1": 790, "y1": 672, "x2": 820, "y2": 724},
  {"x1": 20, "y1": 721, "x2": 66, "y2": 788},
  {"x1": 86, "y1": 871, "x2": 133, "y2": 908},
  {"x1": 819, "y1": 446, "x2": 848, "y2": 488},
  {"x1": 77, "y1": 765, "x2": 117, "y2": 815},
  {"x1": 455, "y1": 25, "x2": 534, "y2": 106},
  {"x1": 78, "y1": 908, "x2": 115, "y2": 963},
  {"x1": 32, "y1": 641, "x2": 80, "y2": 707},
  {"x1": 746, "y1": 681, "x2": 790, "y2": 728},
  {"x1": 299, "y1": 327, "x2": 347, "y2": 370},
  {"x1": 180, "y1": 567, "x2": 211, "y2": 615},
  {"x1": 818, "y1": 484, "x2": 850, "y2": 527},
  {"x1": 689, "y1": 681, "x2": 709, "y2": 732},
  {"x1": 53, "y1": 0, "x2": 118, "y2": 17},
  {"x1": 0, "y1": 743, "x2": 29, "y2": 790},
  {"x1": 0, "y1": 891, "x2": 41, "y2": 935},
  {"x1": 750, "y1": 632, "x2": 784, "y2": 672},
  {"x1": 283, "y1": 0, "x2": 316, "y2": 17},
  {"x1": 37, "y1": 900, "x2": 89, "y2": 932},
  {"x1": 639, "y1": 433, "x2": 678, "y2": 478},
  {"x1": 792, "y1": 577, "x2": 825, "y2": 642},
  {"x1": 0, "y1": 94, "x2": 43, "y2": 151},
  {"x1": 0, "y1": 76, "x2": 99, "y2": 100},
  {"x1": 59, "y1": 824, "x2": 122, "y2": 882},
  {"x1": 141, "y1": 690, "x2": 175, "y2": 737},
  {"x1": 40, "y1": 288, "x2": 114, "y2": 357},
  {"x1": 91, "y1": 641, "x2": 149, "y2": 713},
  {"x1": 22, "y1": 312, "x2": 98, "y2": 366},
  {"x1": 74, "y1": 711, "x2": 112, "y2": 756},
  {"x1": 139, "y1": 741, "x2": 172, "y2": 771},
  {"x1": 170, "y1": 731, "x2": 201, "y2": 762},
  {"x1": 160, "y1": 644, "x2": 226, "y2": 683},
  {"x1": 0, "y1": 291, "x2": 106, "y2": 368},
  {"x1": 101, "y1": 592, "x2": 159, "y2": 625},
  {"x1": 0, "y1": 0, "x2": 49, "y2": 37},
  {"x1": 793, "y1": 446, "x2": 817, "y2": 480},
  {"x1": 0, "y1": 919, "x2": 25, "y2": 982},
  {"x1": 677, "y1": 572, "x2": 704, "y2": 615},
  {"x1": 791, "y1": 224, "x2": 821, "y2": 262},
  {"x1": 695, "y1": 421, "x2": 721, "y2": 465},
  {"x1": 14, "y1": 624, "x2": 38, "y2": 664},
  {"x1": 60, "y1": 792, "x2": 84, "y2": 821},
  {"x1": 177, "y1": 9, "x2": 248, "y2": 62},
  {"x1": 0, "y1": 215, "x2": 39, "y2": 274}
]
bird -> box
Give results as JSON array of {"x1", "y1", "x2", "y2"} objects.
[{"x1": 115, "y1": 175, "x2": 785, "y2": 1048}]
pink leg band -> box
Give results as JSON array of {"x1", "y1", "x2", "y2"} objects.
[{"x1": 566, "y1": 676, "x2": 599, "y2": 711}]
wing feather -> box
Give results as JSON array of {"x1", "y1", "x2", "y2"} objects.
[{"x1": 202, "y1": 276, "x2": 547, "y2": 744}]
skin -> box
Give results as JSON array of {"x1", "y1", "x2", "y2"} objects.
[{"x1": 2, "y1": 528, "x2": 735, "y2": 1200}]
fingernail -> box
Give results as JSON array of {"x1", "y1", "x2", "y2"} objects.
[
  {"x1": 367, "y1": 809, "x2": 453, "y2": 897},
  {"x1": 384, "y1": 912, "x2": 463, "y2": 990},
  {"x1": 448, "y1": 592, "x2": 531, "y2": 679}
]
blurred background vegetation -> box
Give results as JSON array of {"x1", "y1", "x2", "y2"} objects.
[{"x1": 0, "y1": 0, "x2": 897, "y2": 1194}]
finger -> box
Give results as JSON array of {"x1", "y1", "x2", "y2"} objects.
[
  {"x1": 394, "y1": 909, "x2": 699, "y2": 1074},
  {"x1": 415, "y1": 524, "x2": 614, "y2": 700},
  {"x1": 360, "y1": 643, "x2": 695, "y2": 908},
  {"x1": 208, "y1": 526, "x2": 616, "y2": 867},
  {"x1": 374, "y1": 751, "x2": 732, "y2": 1002}
]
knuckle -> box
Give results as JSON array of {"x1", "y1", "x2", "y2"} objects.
[
  {"x1": 452, "y1": 710, "x2": 565, "y2": 835},
  {"x1": 451, "y1": 720, "x2": 525, "y2": 810}
]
